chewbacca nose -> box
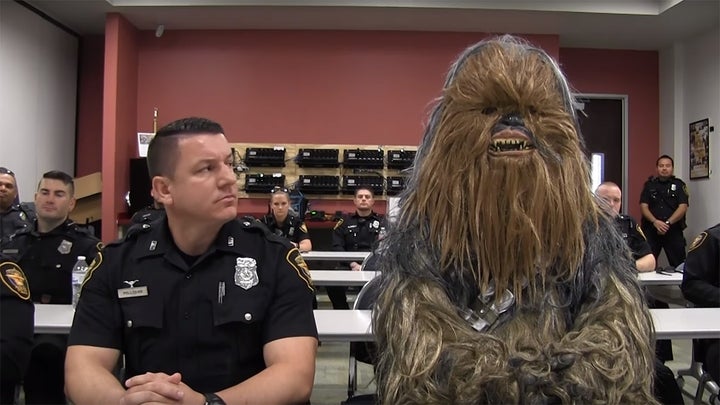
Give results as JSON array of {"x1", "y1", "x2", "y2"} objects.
[{"x1": 500, "y1": 113, "x2": 524, "y2": 127}]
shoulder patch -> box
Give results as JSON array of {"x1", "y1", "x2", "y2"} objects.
[
  {"x1": 683, "y1": 184, "x2": 689, "y2": 197},
  {"x1": 636, "y1": 224, "x2": 647, "y2": 240},
  {"x1": 286, "y1": 249, "x2": 314, "y2": 292},
  {"x1": 688, "y1": 232, "x2": 708, "y2": 252},
  {"x1": 300, "y1": 223, "x2": 308, "y2": 233},
  {"x1": 82, "y1": 251, "x2": 103, "y2": 287},
  {"x1": 0, "y1": 262, "x2": 30, "y2": 300},
  {"x1": 333, "y1": 218, "x2": 344, "y2": 230}
]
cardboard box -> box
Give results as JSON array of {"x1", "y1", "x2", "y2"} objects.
[{"x1": 70, "y1": 172, "x2": 102, "y2": 224}]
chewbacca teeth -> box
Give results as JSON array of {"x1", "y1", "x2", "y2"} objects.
[{"x1": 490, "y1": 138, "x2": 534, "y2": 152}]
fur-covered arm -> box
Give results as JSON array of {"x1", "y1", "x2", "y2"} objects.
[
  {"x1": 373, "y1": 270, "x2": 659, "y2": 404},
  {"x1": 506, "y1": 271, "x2": 659, "y2": 404},
  {"x1": 373, "y1": 274, "x2": 515, "y2": 404}
]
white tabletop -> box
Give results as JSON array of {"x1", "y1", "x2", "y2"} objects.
[
  {"x1": 637, "y1": 271, "x2": 683, "y2": 286},
  {"x1": 310, "y1": 270, "x2": 378, "y2": 286},
  {"x1": 307, "y1": 270, "x2": 679, "y2": 288},
  {"x1": 301, "y1": 251, "x2": 370, "y2": 262},
  {"x1": 35, "y1": 305, "x2": 720, "y2": 341},
  {"x1": 34, "y1": 304, "x2": 75, "y2": 334}
]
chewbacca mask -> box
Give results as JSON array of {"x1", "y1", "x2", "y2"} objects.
[{"x1": 373, "y1": 35, "x2": 657, "y2": 404}]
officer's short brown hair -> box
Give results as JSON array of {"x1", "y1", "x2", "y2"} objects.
[
  {"x1": 147, "y1": 117, "x2": 225, "y2": 179},
  {"x1": 38, "y1": 170, "x2": 75, "y2": 196}
]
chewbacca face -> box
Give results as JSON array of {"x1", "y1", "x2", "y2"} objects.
[{"x1": 401, "y1": 37, "x2": 595, "y2": 298}]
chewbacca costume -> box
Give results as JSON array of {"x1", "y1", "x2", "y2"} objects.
[{"x1": 373, "y1": 36, "x2": 658, "y2": 404}]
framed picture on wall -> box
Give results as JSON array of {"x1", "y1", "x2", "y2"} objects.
[{"x1": 689, "y1": 118, "x2": 710, "y2": 180}]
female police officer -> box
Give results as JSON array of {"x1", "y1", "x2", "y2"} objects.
[{"x1": 260, "y1": 187, "x2": 312, "y2": 252}]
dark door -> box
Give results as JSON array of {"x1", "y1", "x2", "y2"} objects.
[{"x1": 577, "y1": 97, "x2": 624, "y2": 189}]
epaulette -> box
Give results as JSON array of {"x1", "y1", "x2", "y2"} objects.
[
  {"x1": 68, "y1": 222, "x2": 96, "y2": 237},
  {"x1": 239, "y1": 217, "x2": 270, "y2": 234},
  {"x1": 106, "y1": 221, "x2": 153, "y2": 247}
]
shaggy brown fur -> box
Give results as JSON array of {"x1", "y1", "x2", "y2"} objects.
[{"x1": 373, "y1": 36, "x2": 657, "y2": 404}]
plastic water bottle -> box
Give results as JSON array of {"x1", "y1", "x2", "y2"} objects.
[{"x1": 71, "y1": 256, "x2": 89, "y2": 308}]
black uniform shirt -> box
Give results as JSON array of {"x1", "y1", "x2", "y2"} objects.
[
  {"x1": 259, "y1": 214, "x2": 310, "y2": 245},
  {"x1": 0, "y1": 203, "x2": 35, "y2": 245},
  {"x1": 0, "y1": 261, "x2": 34, "y2": 401},
  {"x1": 0, "y1": 219, "x2": 100, "y2": 304},
  {"x1": 639, "y1": 176, "x2": 689, "y2": 226},
  {"x1": 68, "y1": 218, "x2": 317, "y2": 393},
  {"x1": 681, "y1": 223, "x2": 720, "y2": 308},
  {"x1": 616, "y1": 214, "x2": 652, "y2": 260},
  {"x1": 332, "y1": 211, "x2": 385, "y2": 252}
]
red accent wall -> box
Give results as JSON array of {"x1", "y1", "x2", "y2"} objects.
[
  {"x1": 78, "y1": 29, "x2": 659, "y2": 236},
  {"x1": 559, "y1": 48, "x2": 659, "y2": 220},
  {"x1": 101, "y1": 14, "x2": 138, "y2": 242},
  {"x1": 76, "y1": 35, "x2": 104, "y2": 177}
]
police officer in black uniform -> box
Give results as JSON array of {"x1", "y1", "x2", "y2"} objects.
[
  {"x1": 0, "y1": 167, "x2": 35, "y2": 244},
  {"x1": 681, "y1": 223, "x2": 720, "y2": 384},
  {"x1": 330, "y1": 187, "x2": 385, "y2": 310},
  {"x1": 260, "y1": 187, "x2": 312, "y2": 252},
  {"x1": 596, "y1": 182, "x2": 684, "y2": 404},
  {"x1": 0, "y1": 170, "x2": 100, "y2": 405},
  {"x1": 0, "y1": 262, "x2": 34, "y2": 405},
  {"x1": 640, "y1": 155, "x2": 689, "y2": 268},
  {"x1": 596, "y1": 182, "x2": 656, "y2": 271},
  {"x1": 65, "y1": 117, "x2": 317, "y2": 405}
]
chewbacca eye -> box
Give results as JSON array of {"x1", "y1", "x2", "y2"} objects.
[
  {"x1": 481, "y1": 107, "x2": 497, "y2": 115},
  {"x1": 527, "y1": 106, "x2": 538, "y2": 114}
]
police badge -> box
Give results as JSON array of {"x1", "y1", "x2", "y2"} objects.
[
  {"x1": 58, "y1": 239, "x2": 73, "y2": 254},
  {"x1": 234, "y1": 257, "x2": 259, "y2": 290}
]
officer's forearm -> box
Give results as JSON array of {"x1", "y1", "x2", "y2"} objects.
[
  {"x1": 640, "y1": 204, "x2": 657, "y2": 223},
  {"x1": 65, "y1": 346, "x2": 125, "y2": 405},
  {"x1": 635, "y1": 254, "x2": 656, "y2": 272},
  {"x1": 667, "y1": 204, "x2": 688, "y2": 225},
  {"x1": 216, "y1": 337, "x2": 316, "y2": 404},
  {"x1": 298, "y1": 239, "x2": 312, "y2": 252}
]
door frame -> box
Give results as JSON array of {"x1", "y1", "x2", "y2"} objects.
[{"x1": 574, "y1": 93, "x2": 629, "y2": 210}]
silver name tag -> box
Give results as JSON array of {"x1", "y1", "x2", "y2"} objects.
[{"x1": 117, "y1": 286, "x2": 148, "y2": 298}]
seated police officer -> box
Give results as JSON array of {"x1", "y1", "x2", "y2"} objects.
[
  {"x1": 596, "y1": 182, "x2": 656, "y2": 271},
  {"x1": 595, "y1": 181, "x2": 683, "y2": 404},
  {"x1": 0, "y1": 263, "x2": 34, "y2": 405},
  {"x1": 0, "y1": 167, "x2": 35, "y2": 245},
  {"x1": 65, "y1": 117, "x2": 318, "y2": 405},
  {"x1": 330, "y1": 187, "x2": 385, "y2": 309},
  {"x1": 260, "y1": 187, "x2": 312, "y2": 252},
  {"x1": 0, "y1": 170, "x2": 100, "y2": 405},
  {"x1": 681, "y1": 223, "x2": 720, "y2": 384}
]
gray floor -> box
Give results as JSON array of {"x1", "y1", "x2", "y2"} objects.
[{"x1": 310, "y1": 287, "x2": 717, "y2": 405}]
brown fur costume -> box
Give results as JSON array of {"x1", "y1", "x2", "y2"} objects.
[{"x1": 373, "y1": 36, "x2": 658, "y2": 404}]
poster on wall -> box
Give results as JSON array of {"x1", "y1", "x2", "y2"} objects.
[
  {"x1": 689, "y1": 118, "x2": 710, "y2": 180},
  {"x1": 137, "y1": 132, "x2": 155, "y2": 158}
]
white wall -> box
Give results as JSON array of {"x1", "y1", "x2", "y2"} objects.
[
  {"x1": 659, "y1": 26, "x2": 720, "y2": 241},
  {"x1": 0, "y1": 1, "x2": 78, "y2": 201}
]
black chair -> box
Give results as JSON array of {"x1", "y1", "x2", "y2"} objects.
[{"x1": 344, "y1": 274, "x2": 382, "y2": 405}]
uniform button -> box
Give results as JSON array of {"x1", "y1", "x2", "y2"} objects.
[
  {"x1": 185, "y1": 273, "x2": 192, "y2": 279},
  {"x1": 127, "y1": 320, "x2": 133, "y2": 328},
  {"x1": 244, "y1": 313, "x2": 252, "y2": 321},
  {"x1": 183, "y1": 312, "x2": 190, "y2": 319}
]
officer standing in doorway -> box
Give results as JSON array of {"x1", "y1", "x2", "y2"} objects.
[{"x1": 640, "y1": 155, "x2": 689, "y2": 268}]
